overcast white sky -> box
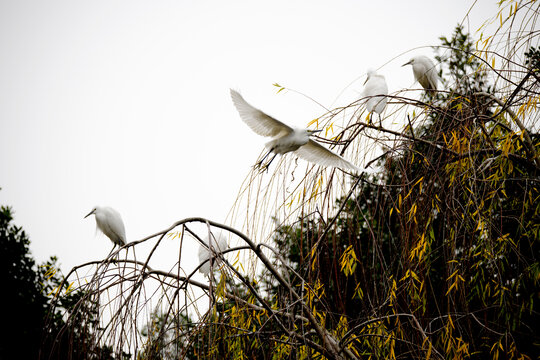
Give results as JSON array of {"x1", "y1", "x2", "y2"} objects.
[{"x1": 0, "y1": 0, "x2": 499, "y2": 276}]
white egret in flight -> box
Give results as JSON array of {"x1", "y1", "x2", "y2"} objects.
[
  {"x1": 402, "y1": 56, "x2": 439, "y2": 94},
  {"x1": 198, "y1": 234, "x2": 228, "y2": 276},
  {"x1": 362, "y1": 69, "x2": 388, "y2": 125},
  {"x1": 230, "y1": 89, "x2": 360, "y2": 172},
  {"x1": 84, "y1": 206, "x2": 126, "y2": 248}
]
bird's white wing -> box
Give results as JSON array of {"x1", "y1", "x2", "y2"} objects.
[
  {"x1": 426, "y1": 67, "x2": 440, "y2": 91},
  {"x1": 101, "y1": 218, "x2": 126, "y2": 246},
  {"x1": 416, "y1": 57, "x2": 439, "y2": 91},
  {"x1": 103, "y1": 208, "x2": 126, "y2": 246},
  {"x1": 214, "y1": 236, "x2": 228, "y2": 252},
  {"x1": 363, "y1": 76, "x2": 389, "y2": 114},
  {"x1": 294, "y1": 140, "x2": 360, "y2": 172},
  {"x1": 363, "y1": 76, "x2": 388, "y2": 97},
  {"x1": 198, "y1": 235, "x2": 228, "y2": 276},
  {"x1": 198, "y1": 245, "x2": 211, "y2": 275},
  {"x1": 230, "y1": 89, "x2": 292, "y2": 137}
]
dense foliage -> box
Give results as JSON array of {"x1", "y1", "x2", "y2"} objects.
[
  {"x1": 0, "y1": 204, "x2": 51, "y2": 359},
  {"x1": 269, "y1": 25, "x2": 539, "y2": 359},
  {"x1": 155, "y1": 25, "x2": 539, "y2": 359},
  {"x1": 0, "y1": 201, "x2": 127, "y2": 360}
]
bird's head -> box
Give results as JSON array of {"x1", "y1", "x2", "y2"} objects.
[
  {"x1": 307, "y1": 129, "x2": 322, "y2": 136},
  {"x1": 402, "y1": 58, "x2": 415, "y2": 67},
  {"x1": 364, "y1": 69, "x2": 377, "y2": 84},
  {"x1": 84, "y1": 207, "x2": 98, "y2": 219}
]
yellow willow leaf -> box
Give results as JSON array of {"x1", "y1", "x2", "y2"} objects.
[
  {"x1": 400, "y1": 269, "x2": 410, "y2": 282},
  {"x1": 307, "y1": 118, "x2": 319, "y2": 127},
  {"x1": 311, "y1": 253, "x2": 318, "y2": 271},
  {"x1": 451, "y1": 130, "x2": 458, "y2": 144},
  {"x1": 408, "y1": 203, "x2": 417, "y2": 222},
  {"x1": 484, "y1": 37, "x2": 491, "y2": 50},
  {"x1": 65, "y1": 281, "x2": 76, "y2": 295},
  {"x1": 48, "y1": 285, "x2": 62, "y2": 297},
  {"x1": 413, "y1": 176, "x2": 424, "y2": 188},
  {"x1": 445, "y1": 282, "x2": 457, "y2": 296},
  {"x1": 403, "y1": 187, "x2": 414, "y2": 202},
  {"x1": 273, "y1": 83, "x2": 285, "y2": 94},
  {"x1": 410, "y1": 270, "x2": 420, "y2": 282},
  {"x1": 517, "y1": 103, "x2": 526, "y2": 117},
  {"x1": 447, "y1": 270, "x2": 459, "y2": 281},
  {"x1": 327, "y1": 122, "x2": 334, "y2": 135},
  {"x1": 44, "y1": 268, "x2": 57, "y2": 279},
  {"x1": 475, "y1": 220, "x2": 483, "y2": 232},
  {"x1": 286, "y1": 199, "x2": 294, "y2": 209}
]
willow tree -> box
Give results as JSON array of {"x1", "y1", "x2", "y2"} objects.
[{"x1": 51, "y1": 2, "x2": 539, "y2": 359}]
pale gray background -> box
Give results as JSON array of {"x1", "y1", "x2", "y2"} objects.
[{"x1": 0, "y1": 0, "x2": 498, "y2": 276}]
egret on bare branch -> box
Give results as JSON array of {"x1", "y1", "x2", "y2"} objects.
[
  {"x1": 402, "y1": 56, "x2": 439, "y2": 94},
  {"x1": 362, "y1": 69, "x2": 388, "y2": 125},
  {"x1": 84, "y1": 206, "x2": 126, "y2": 248}
]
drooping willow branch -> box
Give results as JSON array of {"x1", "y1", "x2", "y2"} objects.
[
  {"x1": 48, "y1": 217, "x2": 359, "y2": 359},
  {"x1": 474, "y1": 88, "x2": 540, "y2": 168}
]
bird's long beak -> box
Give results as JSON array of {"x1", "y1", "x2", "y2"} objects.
[
  {"x1": 310, "y1": 129, "x2": 322, "y2": 135},
  {"x1": 402, "y1": 60, "x2": 412, "y2": 67},
  {"x1": 84, "y1": 210, "x2": 95, "y2": 219},
  {"x1": 363, "y1": 77, "x2": 369, "y2": 85}
]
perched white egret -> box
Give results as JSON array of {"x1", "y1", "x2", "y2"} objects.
[
  {"x1": 362, "y1": 69, "x2": 388, "y2": 124},
  {"x1": 84, "y1": 206, "x2": 126, "y2": 247},
  {"x1": 198, "y1": 234, "x2": 228, "y2": 276},
  {"x1": 230, "y1": 89, "x2": 360, "y2": 172},
  {"x1": 402, "y1": 56, "x2": 439, "y2": 94}
]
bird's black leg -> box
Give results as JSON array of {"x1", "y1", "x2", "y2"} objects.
[
  {"x1": 255, "y1": 149, "x2": 276, "y2": 171},
  {"x1": 255, "y1": 149, "x2": 271, "y2": 168},
  {"x1": 262, "y1": 153, "x2": 278, "y2": 172},
  {"x1": 105, "y1": 245, "x2": 117, "y2": 263},
  {"x1": 378, "y1": 113, "x2": 383, "y2": 128}
]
